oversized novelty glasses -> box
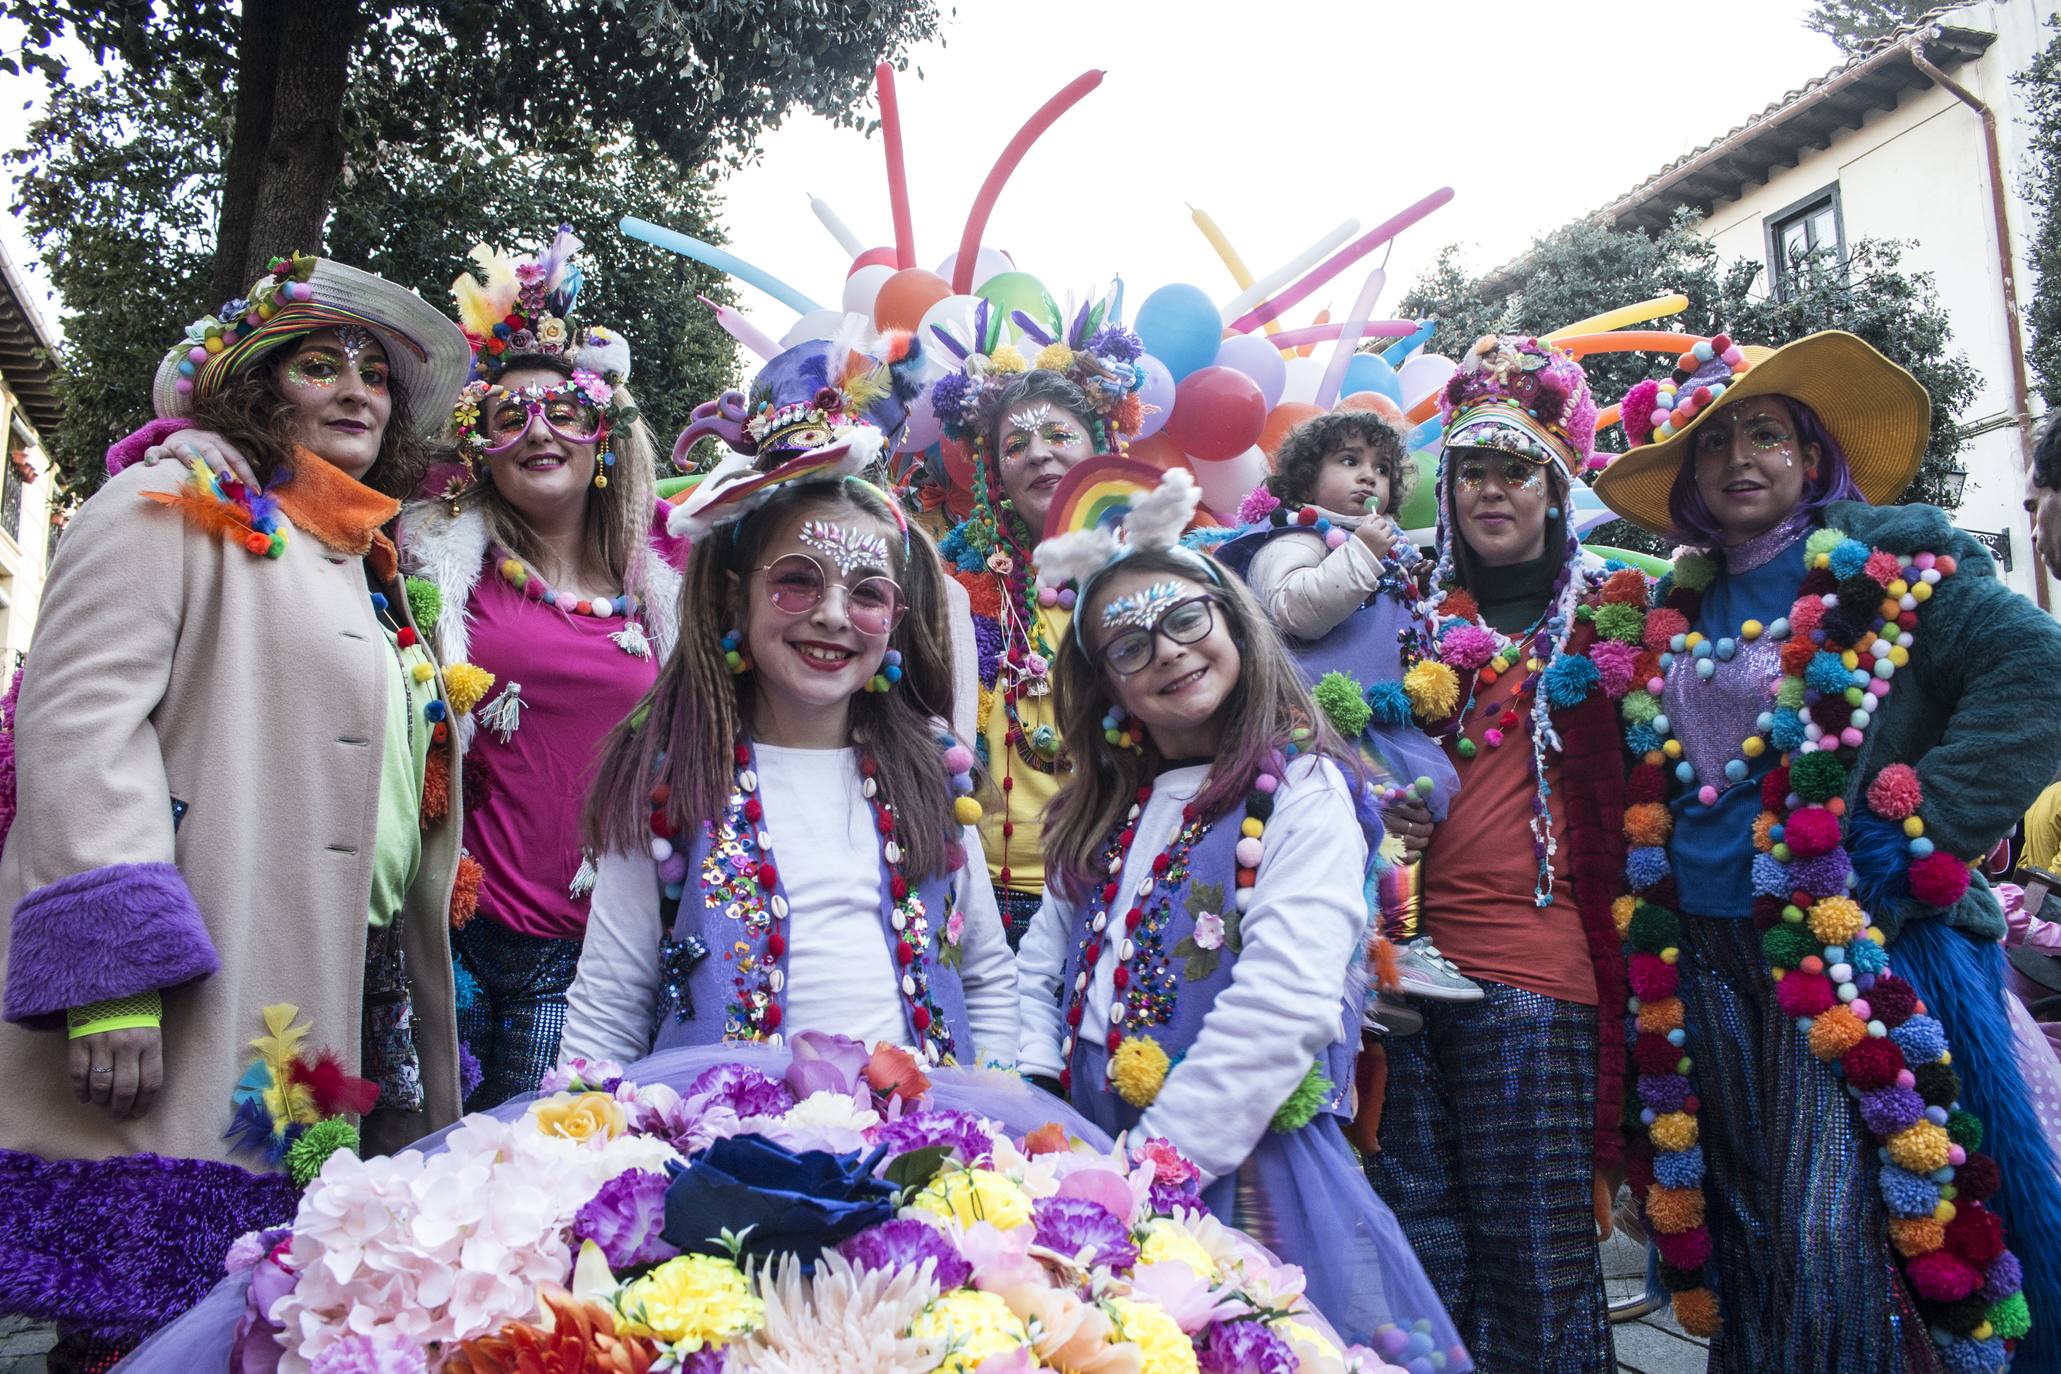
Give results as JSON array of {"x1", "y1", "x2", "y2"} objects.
[
  {"x1": 1099, "y1": 594, "x2": 1221, "y2": 677},
  {"x1": 751, "y1": 553, "x2": 905, "y2": 637},
  {"x1": 1454, "y1": 455, "x2": 1545, "y2": 491},
  {"x1": 481, "y1": 382, "x2": 607, "y2": 452}
]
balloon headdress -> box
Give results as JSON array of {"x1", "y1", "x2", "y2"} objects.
[{"x1": 667, "y1": 325, "x2": 928, "y2": 541}]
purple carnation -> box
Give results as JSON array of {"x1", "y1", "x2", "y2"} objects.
[
  {"x1": 871, "y1": 1109, "x2": 997, "y2": 1164},
  {"x1": 931, "y1": 371, "x2": 973, "y2": 428},
  {"x1": 1031, "y1": 1196, "x2": 1138, "y2": 1270},
  {"x1": 838, "y1": 1218, "x2": 973, "y2": 1288},
  {"x1": 1197, "y1": 1319, "x2": 1298, "y2": 1374},
  {"x1": 1637, "y1": 1073, "x2": 1690, "y2": 1113},
  {"x1": 1985, "y1": 1250, "x2": 2024, "y2": 1304},
  {"x1": 676, "y1": 1349, "x2": 729, "y2": 1374},
  {"x1": 1860, "y1": 1085, "x2": 1926, "y2": 1137},
  {"x1": 687, "y1": 1063, "x2": 794, "y2": 1119},
  {"x1": 1149, "y1": 1179, "x2": 1210, "y2": 1216},
  {"x1": 973, "y1": 616, "x2": 1005, "y2": 686},
  {"x1": 572, "y1": 1168, "x2": 679, "y2": 1269},
  {"x1": 1087, "y1": 323, "x2": 1145, "y2": 364}
]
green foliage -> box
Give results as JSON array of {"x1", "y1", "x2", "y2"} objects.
[
  {"x1": 2016, "y1": 17, "x2": 2061, "y2": 413},
  {"x1": 1399, "y1": 211, "x2": 1980, "y2": 551},
  {"x1": 7, "y1": 0, "x2": 946, "y2": 491},
  {"x1": 1803, "y1": 0, "x2": 1935, "y2": 55}
]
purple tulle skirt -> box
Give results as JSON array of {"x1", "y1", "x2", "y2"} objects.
[
  {"x1": 116, "y1": 1043, "x2": 1120, "y2": 1373},
  {"x1": 1070, "y1": 1044, "x2": 1471, "y2": 1370}
]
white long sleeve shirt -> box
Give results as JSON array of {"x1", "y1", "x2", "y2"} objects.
[
  {"x1": 562, "y1": 744, "x2": 1017, "y2": 1066},
  {"x1": 1016, "y1": 756, "x2": 1367, "y2": 1183},
  {"x1": 1245, "y1": 526, "x2": 1389, "y2": 642}
]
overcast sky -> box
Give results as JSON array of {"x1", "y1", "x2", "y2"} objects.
[{"x1": 1, "y1": 1, "x2": 1851, "y2": 344}]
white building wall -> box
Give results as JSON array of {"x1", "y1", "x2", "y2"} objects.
[
  {"x1": 1682, "y1": 0, "x2": 2058, "y2": 603},
  {"x1": 0, "y1": 394, "x2": 54, "y2": 661}
]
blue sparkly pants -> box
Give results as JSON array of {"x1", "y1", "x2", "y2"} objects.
[
  {"x1": 1675, "y1": 910, "x2": 1942, "y2": 1374},
  {"x1": 453, "y1": 916, "x2": 583, "y2": 1109},
  {"x1": 1364, "y1": 980, "x2": 1614, "y2": 1374}
]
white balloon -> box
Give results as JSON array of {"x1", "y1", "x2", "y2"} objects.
[
  {"x1": 779, "y1": 308, "x2": 855, "y2": 349},
  {"x1": 935, "y1": 247, "x2": 1013, "y2": 294},
  {"x1": 916, "y1": 293, "x2": 984, "y2": 364},
  {"x1": 1398, "y1": 354, "x2": 1458, "y2": 409},
  {"x1": 842, "y1": 264, "x2": 897, "y2": 319},
  {"x1": 1190, "y1": 444, "x2": 1271, "y2": 520},
  {"x1": 1278, "y1": 355, "x2": 1326, "y2": 406}
]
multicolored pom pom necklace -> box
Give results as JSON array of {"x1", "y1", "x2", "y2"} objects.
[
  {"x1": 490, "y1": 543, "x2": 650, "y2": 658},
  {"x1": 1058, "y1": 768, "x2": 1274, "y2": 1102},
  {"x1": 1615, "y1": 529, "x2": 2030, "y2": 1362},
  {"x1": 644, "y1": 738, "x2": 982, "y2": 1063}
]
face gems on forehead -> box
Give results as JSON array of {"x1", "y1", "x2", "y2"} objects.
[
  {"x1": 335, "y1": 324, "x2": 377, "y2": 365},
  {"x1": 1005, "y1": 403, "x2": 1053, "y2": 434},
  {"x1": 1100, "y1": 580, "x2": 1186, "y2": 631},
  {"x1": 799, "y1": 519, "x2": 892, "y2": 576}
]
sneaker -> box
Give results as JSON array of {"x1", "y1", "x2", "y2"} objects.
[
  {"x1": 1393, "y1": 938, "x2": 1485, "y2": 1002},
  {"x1": 1363, "y1": 992, "x2": 1424, "y2": 1036}
]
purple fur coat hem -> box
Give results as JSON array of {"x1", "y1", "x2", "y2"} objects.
[
  {"x1": 4, "y1": 861, "x2": 220, "y2": 1026},
  {"x1": 0, "y1": 1147, "x2": 297, "y2": 1341}
]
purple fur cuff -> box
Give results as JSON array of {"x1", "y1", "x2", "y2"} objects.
[
  {"x1": 5, "y1": 862, "x2": 219, "y2": 1027},
  {"x1": 105, "y1": 417, "x2": 188, "y2": 477},
  {"x1": 0, "y1": 1148, "x2": 297, "y2": 1341}
]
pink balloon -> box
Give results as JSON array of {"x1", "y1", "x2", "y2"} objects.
[
  {"x1": 1164, "y1": 366, "x2": 1266, "y2": 463},
  {"x1": 898, "y1": 390, "x2": 943, "y2": 454},
  {"x1": 848, "y1": 246, "x2": 897, "y2": 277},
  {"x1": 1214, "y1": 333, "x2": 1286, "y2": 409}
]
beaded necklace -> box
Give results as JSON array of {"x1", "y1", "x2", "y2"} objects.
[
  {"x1": 646, "y1": 740, "x2": 977, "y2": 1064},
  {"x1": 1057, "y1": 769, "x2": 1273, "y2": 1099},
  {"x1": 1616, "y1": 530, "x2": 2030, "y2": 1358},
  {"x1": 490, "y1": 543, "x2": 651, "y2": 658}
]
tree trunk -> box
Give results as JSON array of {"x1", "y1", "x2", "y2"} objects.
[{"x1": 208, "y1": 0, "x2": 362, "y2": 301}]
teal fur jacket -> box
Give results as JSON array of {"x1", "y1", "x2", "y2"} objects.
[{"x1": 1826, "y1": 500, "x2": 2061, "y2": 943}]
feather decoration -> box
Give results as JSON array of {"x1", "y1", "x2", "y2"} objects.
[
  {"x1": 841, "y1": 357, "x2": 892, "y2": 412},
  {"x1": 290, "y1": 1049, "x2": 380, "y2": 1118},
  {"x1": 224, "y1": 1093, "x2": 282, "y2": 1161},
  {"x1": 1123, "y1": 468, "x2": 1202, "y2": 551},
  {"x1": 451, "y1": 244, "x2": 519, "y2": 338},
  {"x1": 539, "y1": 224, "x2": 583, "y2": 313},
  {"x1": 1032, "y1": 526, "x2": 1122, "y2": 589},
  {"x1": 142, "y1": 486, "x2": 257, "y2": 544}
]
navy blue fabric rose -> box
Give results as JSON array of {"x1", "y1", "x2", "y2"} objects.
[{"x1": 662, "y1": 1134, "x2": 898, "y2": 1265}]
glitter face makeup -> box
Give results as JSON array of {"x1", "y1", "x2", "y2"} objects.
[
  {"x1": 1455, "y1": 455, "x2": 1543, "y2": 492},
  {"x1": 798, "y1": 519, "x2": 892, "y2": 577},
  {"x1": 1691, "y1": 397, "x2": 1818, "y2": 545},
  {"x1": 335, "y1": 324, "x2": 376, "y2": 365},
  {"x1": 1100, "y1": 579, "x2": 1186, "y2": 630}
]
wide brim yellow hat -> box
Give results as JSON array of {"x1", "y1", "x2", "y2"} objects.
[{"x1": 1591, "y1": 330, "x2": 1929, "y2": 535}]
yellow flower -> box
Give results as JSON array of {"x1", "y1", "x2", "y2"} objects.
[
  {"x1": 910, "y1": 1289, "x2": 1031, "y2": 1374},
  {"x1": 907, "y1": 1167, "x2": 1034, "y2": 1231},
  {"x1": 1403, "y1": 660, "x2": 1460, "y2": 722},
  {"x1": 532, "y1": 1091, "x2": 628, "y2": 1144},
  {"x1": 615, "y1": 1254, "x2": 762, "y2": 1351},
  {"x1": 1135, "y1": 1219, "x2": 1220, "y2": 1281},
  {"x1": 441, "y1": 661, "x2": 495, "y2": 715},
  {"x1": 1106, "y1": 1297, "x2": 1198, "y2": 1374},
  {"x1": 1034, "y1": 342, "x2": 1077, "y2": 373},
  {"x1": 1109, "y1": 1036, "x2": 1171, "y2": 1108},
  {"x1": 988, "y1": 345, "x2": 1028, "y2": 374},
  {"x1": 1270, "y1": 1316, "x2": 1341, "y2": 1367}
]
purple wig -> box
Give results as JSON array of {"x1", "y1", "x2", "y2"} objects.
[{"x1": 1664, "y1": 395, "x2": 1864, "y2": 549}]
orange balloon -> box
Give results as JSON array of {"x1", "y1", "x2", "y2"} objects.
[
  {"x1": 1339, "y1": 392, "x2": 1404, "y2": 420},
  {"x1": 939, "y1": 435, "x2": 977, "y2": 495},
  {"x1": 1259, "y1": 401, "x2": 1323, "y2": 459},
  {"x1": 874, "y1": 268, "x2": 953, "y2": 332},
  {"x1": 1127, "y1": 431, "x2": 1193, "y2": 471}
]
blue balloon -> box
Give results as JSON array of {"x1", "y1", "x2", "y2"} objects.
[
  {"x1": 1134, "y1": 283, "x2": 1221, "y2": 382},
  {"x1": 1340, "y1": 352, "x2": 1404, "y2": 403}
]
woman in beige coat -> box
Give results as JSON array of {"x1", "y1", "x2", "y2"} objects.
[{"x1": 0, "y1": 255, "x2": 472, "y2": 1366}]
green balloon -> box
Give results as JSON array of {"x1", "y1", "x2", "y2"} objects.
[
  {"x1": 975, "y1": 271, "x2": 1061, "y2": 346},
  {"x1": 656, "y1": 473, "x2": 698, "y2": 500},
  {"x1": 1394, "y1": 449, "x2": 1439, "y2": 531},
  {"x1": 1583, "y1": 544, "x2": 1672, "y2": 576}
]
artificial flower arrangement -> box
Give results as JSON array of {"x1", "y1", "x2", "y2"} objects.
[{"x1": 222, "y1": 1033, "x2": 1438, "y2": 1374}]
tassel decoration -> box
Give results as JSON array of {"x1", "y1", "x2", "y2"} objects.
[
  {"x1": 479, "y1": 682, "x2": 525, "y2": 742},
  {"x1": 610, "y1": 622, "x2": 651, "y2": 659},
  {"x1": 569, "y1": 854, "x2": 598, "y2": 898}
]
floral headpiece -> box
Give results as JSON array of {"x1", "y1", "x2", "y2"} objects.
[
  {"x1": 1617, "y1": 332, "x2": 1752, "y2": 449},
  {"x1": 1438, "y1": 334, "x2": 1596, "y2": 477},
  {"x1": 450, "y1": 225, "x2": 633, "y2": 387},
  {"x1": 1033, "y1": 468, "x2": 1224, "y2": 651}
]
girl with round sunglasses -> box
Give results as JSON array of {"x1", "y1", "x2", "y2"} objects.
[
  {"x1": 563, "y1": 475, "x2": 1017, "y2": 1070},
  {"x1": 1016, "y1": 472, "x2": 1464, "y2": 1359}
]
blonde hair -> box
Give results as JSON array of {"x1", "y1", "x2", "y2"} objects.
[
  {"x1": 1041, "y1": 548, "x2": 1359, "y2": 899},
  {"x1": 584, "y1": 480, "x2": 963, "y2": 879}
]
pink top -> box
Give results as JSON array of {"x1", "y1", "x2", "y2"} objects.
[{"x1": 464, "y1": 568, "x2": 660, "y2": 941}]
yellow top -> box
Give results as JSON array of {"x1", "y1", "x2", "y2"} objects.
[
  {"x1": 976, "y1": 602, "x2": 1071, "y2": 897},
  {"x1": 2023, "y1": 779, "x2": 2061, "y2": 872}
]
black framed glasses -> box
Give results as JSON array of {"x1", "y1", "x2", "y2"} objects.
[
  {"x1": 751, "y1": 553, "x2": 905, "y2": 637},
  {"x1": 1100, "y1": 594, "x2": 1220, "y2": 677}
]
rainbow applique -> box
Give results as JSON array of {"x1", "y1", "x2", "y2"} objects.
[
  {"x1": 1042, "y1": 457, "x2": 1218, "y2": 544},
  {"x1": 142, "y1": 456, "x2": 288, "y2": 559}
]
